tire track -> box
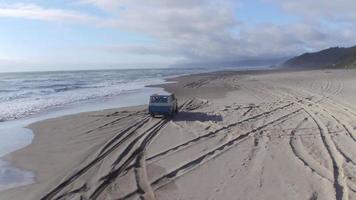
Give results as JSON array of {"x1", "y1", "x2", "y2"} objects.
[
  {"x1": 90, "y1": 100, "x2": 193, "y2": 200},
  {"x1": 329, "y1": 99, "x2": 356, "y2": 118},
  {"x1": 89, "y1": 118, "x2": 169, "y2": 200},
  {"x1": 260, "y1": 81, "x2": 356, "y2": 142},
  {"x1": 86, "y1": 111, "x2": 146, "y2": 134},
  {"x1": 293, "y1": 94, "x2": 356, "y2": 166},
  {"x1": 291, "y1": 80, "x2": 355, "y2": 143},
  {"x1": 134, "y1": 152, "x2": 156, "y2": 200},
  {"x1": 300, "y1": 104, "x2": 349, "y2": 200},
  {"x1": 43, "y1": 99, "x2": 198, "y2": 200},
  {"x1": 280, "y1": 90, "x2": 352, "y2": 200},
  {"x1": 241, "y1": 106, "x2": 254, "y2": 117},
  {"x1": 249, "y1": 81, "x2": 353, "y2": 200},
  {"x1": 150, "y1": 102, "x2": 293, "y2": 160},
  {"x1": 332, "y1": 78, "x2": 344, "y2": 96},
  {"x1": 312, "y1": 101, "x2": 356, "y2": 142},
  {"x1": 279, "y1": 90, "x2": 356, "y2": 171},
  {"x1": 120, "y1": 102, "x2": 295, "y2": 175},
  {"x1": 119, "y1": 106, "x2": 303, "y2": 199},
  {"x1": 40, "y1": 116, "x2": 152, "y2": 200},
  {"x1": 289, "y1": 117, "x2": 333, "y2": 182},
  {"x1": 274, "y1": 82, "x2": 356, "y2": 141},
  {"x1": 152, "y1": 108, "x2": 303, "y2": 191},
  {"x1": 326, "y1": 126, "x2": 356, "y2": 166},
  {"x1": 97, "y1": 116, "x2": 150, "y2": 157}
]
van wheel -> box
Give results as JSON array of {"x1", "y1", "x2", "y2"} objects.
[
  {"x1": 150, "y1": 114, "x2": 155, "y2": 118},
  {"x1": 175, "y1": 105, "x2": 179, "y2": 114}
]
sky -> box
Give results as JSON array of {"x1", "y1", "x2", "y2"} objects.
[{"x1": 0, "y1": 0, "x2": 355, "y2": 72}]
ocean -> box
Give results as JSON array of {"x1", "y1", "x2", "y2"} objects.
[{"x1": 0, "y1": 68, "x2": 215, "y2": 122}]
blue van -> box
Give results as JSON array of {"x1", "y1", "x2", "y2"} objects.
[{"x1": 148, "y1": 93, "x2": 178, "y2": 117}]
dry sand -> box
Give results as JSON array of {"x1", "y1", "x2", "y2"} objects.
[{"x1": 1, "y1": 69, "x2": 356, "y2": 200}]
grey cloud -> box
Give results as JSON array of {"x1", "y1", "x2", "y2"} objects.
[
  {"x1": 4, "y1": 0, "x2": 356, "y2": 67},
  {"x1": 98, "y1": 44, "x2": 181, "y2": 57},
  {"x1": 91, "y1": 0, "x2": 356, "y2": 66},
  {"x1": 266, "y1": 0, "x2": 356, "y2": 23}
]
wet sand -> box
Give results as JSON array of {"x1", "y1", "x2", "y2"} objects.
[{"x1": 2, "y1": 69, "x2": 356, "y2": 200}]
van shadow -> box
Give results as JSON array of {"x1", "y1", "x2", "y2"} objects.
[{"x1": 173, "y1": 111, "x2": 223, "y2": 122}]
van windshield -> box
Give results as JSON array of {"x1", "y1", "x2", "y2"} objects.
[{"x1": 150, "y1": 96, "x2": 169, "y2": 103}]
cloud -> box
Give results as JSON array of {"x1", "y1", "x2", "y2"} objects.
[
  {"x1": 267, "y1": 0, "x2": 356, "y2": 23},
  {"x1": 99, "y1": 0, "x2": 238, "y2": 37},
  {"x1": 81, "y1": 0, "x2": 356, "y2": 65},
  {"x1": 87, "y1": 0, "x2": 244, "y2": 63},
  {"x1": 98, "y1": 44, "x2": 182, "y2": 57},
  {"x1": 0, "y1": 3, "x2": 98, "y2": 24},
  {"x1": 76, "y1": 0, "x2": 123, "y2": 11},
  {"x1": 2, "y1": 0, "x2": 356, "y2": 67},
  {"x1": 263, "y1": 0, "x2": 356, "y2": 49}
]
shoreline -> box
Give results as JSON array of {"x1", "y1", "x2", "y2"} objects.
[
  {"x1": 1, "y1": 105, "x2": 150, "y2": 199},
  {"x1": 2, "y1": 68, "x2": 356, "y2": 199},
  {"x1": 0, "y1": 68, "x2": 241, "y2": 197},
  {"x1": 0, "y1": 86, "x2": 164, "y2": 193},
  {"x1": 0, "y1": 66, "x2": 231, "y2": 193}
]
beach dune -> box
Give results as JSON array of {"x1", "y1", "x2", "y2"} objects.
[{"x1": 2, "y1": 69, "x2": 356, "y2": 200}]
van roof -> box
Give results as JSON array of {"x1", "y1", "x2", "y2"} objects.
[{"x1": 151, "y1": 92, "x2": 172, "y2": 96}]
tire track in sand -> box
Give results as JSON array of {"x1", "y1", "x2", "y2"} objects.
[
  {"x1": 301, "y1": 104, "x2": 349, "y2": 200},
  {"x1": 289, "y1": 117, "x2": 333, "y2": 182},
  {"x1": 91, "y1": 100, "x2": 195, "y2": 200},
  {"x1": 248, "y1": 82, "x2": 351, "y2": 200},
  {"x1": 40, "y1": 115, "x2": 152, "y2": 200},
  {"x1": 118, "y1": 102, "x2": 294, "y2": 178},
  {"x1": 119, "y1": 106, "x2": 303, "y2": 200},
  {"x1": 146, "y1": 102, "x2": 294, "y2": 164}
]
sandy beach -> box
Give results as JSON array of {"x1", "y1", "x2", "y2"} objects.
[{"x1": 2, "y1": 68, "x2": 356, "y2": 200}]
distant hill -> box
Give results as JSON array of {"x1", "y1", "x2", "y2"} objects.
[{"x1": 282, "y1": 46, "x2": 356, "y2": 69}]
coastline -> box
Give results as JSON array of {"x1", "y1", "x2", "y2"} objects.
[
  {"x1": 0, "y1": 85, "x2": 164, "y2": 193},
  {"x1": 0, "y1": 67, "x2": 234, "y2": 194},
  {"x1": 0, "y1": 69, "x2": 239, "y2": 199},
  {"x1": 2, "y1": 68, "x2": 356, "y2": 199},
  {"x1": 1, "y1": 105, "x2": 147, "y2": 199}
]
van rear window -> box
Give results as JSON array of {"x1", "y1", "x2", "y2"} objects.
[{"x1": 150, "y1": 96, "x2": 168, "y2": 103}]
